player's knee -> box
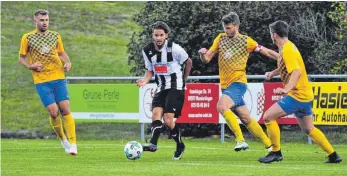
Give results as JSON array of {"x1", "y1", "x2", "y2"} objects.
[
  {"x1": 152, "y1": 111, "x2": 162, "y2": 119},
  {"x1": 239, "y1": 116, "x2": 251, "y2": 125},
  {"x1": 263, "y1": 111, "x2": 271, "y2": 123},
  {"x1": 49, "y1": 111, "x2": 59, "y2": 118},
  {"x1": 59, "y1": 109, "x2": 70, "y2": 116},
  {"x1": 163, "y1": 114, "x2": 174, "y2": 128},
  {"x1": 217, "y1": 103, "x2": 228, "y2": 114},
  {"x1": 302, "y1": 127, "x2": 313, "y2": 134}
]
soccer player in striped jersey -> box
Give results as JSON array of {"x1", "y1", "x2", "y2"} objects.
[
  {"x1": 136, "y1": 21, "x2": 192, "y2": 160},
  {"x1": 258, "y1": 20, "x2": 342, "y2": 163},
  {"x1": 19, "y1": 9, "x2": 77, "y2": 155},
  {"x1": 199, "y1": 12, "x2": 279, "y2": 152}
]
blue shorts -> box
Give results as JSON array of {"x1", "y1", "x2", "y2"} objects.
[
  {"x1": 35, "y1": 79, "x2": 70, "y2": 107},
  {"x1": 277, "y1": 96, "x2": 313, "y2": 118},
  {"x1": 221, "y1": 82, "x2": 247, "y2": 108}
]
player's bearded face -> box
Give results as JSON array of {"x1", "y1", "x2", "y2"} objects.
[
  {"x1": 152, "y1": 29, "x2": 168, "y2": 47},
  {"x1": 35, "y1": 15, "x2": 49, "y2": 32},
  {"x1": 223, "y1": 23, "x2": 238, "y2": 37}
]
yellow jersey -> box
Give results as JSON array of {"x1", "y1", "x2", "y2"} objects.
[
  {"x1": 209, "y1": 33, "x2": 258, "y2": 89},
  {"x1": 278, "y1": 40, "x2": 314, "y2": 102},
  {"x1": 19, "y1": 29, "x2": 66, "y2": 84}
]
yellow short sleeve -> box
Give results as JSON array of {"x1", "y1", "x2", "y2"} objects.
[
  {"x1": 57, "y1": 35, "x2": 65, "y2": 53},
  {"x1": 19, "y1": 34, "x2": 29, "y2": 55},
  {"x1": 209, "y1": 33, "x2": 221, "y2": 52},
  {"x1": 283, "y1": 48, "x2": 300, "y2": 73},
  {"x1": 246, "y1": 36, "x2": 258, "y2": 52}
]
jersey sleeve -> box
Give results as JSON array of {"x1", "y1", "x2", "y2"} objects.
[
  {"x1": 209, "y1": 33, "x2": 221, "y2": 52},
  {"x1": 142, "y1": 49, "x2": 152, "y2": 71},
  {"x1": 19, "y1": 34, "x2": 29, "y2": 55},
  {"x1": 57, "y1": 34, "x2": 65, "y2": 53},
  {"x1": 246, "y1": 36, "x2": 259, "y2": 52},
  {"x1": 282, "y1": 47, "x2": 300, "y2": 73},
  {"x1": 173, "y1": 44, "x2": 189, "y2": 65}
]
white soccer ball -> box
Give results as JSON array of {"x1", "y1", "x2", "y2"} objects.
[{"x1": 124, "y1": 141, "x2": 143, "y2": 160}]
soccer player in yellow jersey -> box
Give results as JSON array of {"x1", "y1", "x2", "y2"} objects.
[
  {"x1": 19, "y1": 9, "x2": 77, "y2": 155},
  {"x1": 199, "y1": 12, "x2": 279, "y2": 151},
  {"x1": 258, "y1": 20, "x2": 342, "y2": 163}
]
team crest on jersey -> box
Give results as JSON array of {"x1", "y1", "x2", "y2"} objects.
[
  {"x1": 40, "y1": 43, "x2": 50, "y2": 54},
  {"x1": 167, "y1": 47, "x2": 172, "y2": 52},
  {"x1": 224, "y1": 51, "x2": 232, "y2": 58}
]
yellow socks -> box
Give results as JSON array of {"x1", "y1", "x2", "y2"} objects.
[
  {"x1": 309, "y1": 127, "x2": 334, "y2": 155},
  {"x1": 63, "y1": 114, "x2": 77, "y2": 144},
  {"x1": 223, "y1": 109, "x2": 244, "y2": 141},
  {"x1": 49, "y1": 117, "x2": 66, "y2": 140},
  {"x1": 265, "y1": 121, "x2": 281, "y2": 151},
  {"x1": 246, "y1": 118, "x2": 272, "y2": 148}
]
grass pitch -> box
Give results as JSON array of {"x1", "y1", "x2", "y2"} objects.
[{"x1": 2, "y1": 139, "x2": 346, "y2": 176}]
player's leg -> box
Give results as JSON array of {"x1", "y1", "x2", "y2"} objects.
[
  {"x1": 164, "y1": 89, "x2": 185, "y2": 160},
  {"x1": 218, "y1": 83, "x2": 246, "y2": 151},
  {"x1": 143, "y1": 90, "x2": 166, "y2": 152},
  {"x1": 36, "y1": 81, "x2": 69, "y2": 154},
  {"x1": 258, "y1": 96, "x2": 295, "y2": 163},
  {"x1": 296, "y1": 103, "x2": 342, "y2": 163},
  {"x1": 55, "y1": 79, "x2": 77, "y2": 155},
  {"x1": 235, "y1": 105, "x2": 271, "y2": 149}
]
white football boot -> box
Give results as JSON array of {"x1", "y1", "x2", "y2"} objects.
[
  {"x1": 60, "y1": 139, "x2": 70, "y2": 154},
  {"x1": 69, "y1": 143, "x2": 78, "y2": 155},
  {"x1": 234, "y1": 141, "x2": 249, "y2": 152}
]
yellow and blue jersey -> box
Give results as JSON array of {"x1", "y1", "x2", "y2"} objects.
[
  {"x1": 278, "y1": 40, "x2": 314, "y2": 102},
  {"x1": 209, "y1": 33, "x2": 258, "y2": 89},
  {"x1": 19, "y1": 29, "x2": 65, "y2": 84}
]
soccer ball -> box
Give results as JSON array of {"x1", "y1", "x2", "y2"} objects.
[{"x1": 124, "y1": 141, "x2": 143, "y2": 160}]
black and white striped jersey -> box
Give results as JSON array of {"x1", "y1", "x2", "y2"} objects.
[{"x1": 142, "y1": 40, "x2": 188, "y2": 92}]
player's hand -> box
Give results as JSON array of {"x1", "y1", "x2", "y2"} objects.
[
  {"x1": 198, "y1": 48, "x2": 208, "y2": 55},
  {"x1": 29, "y1": 62, "x2": 43, "y2": 72},
  {"x1": 64, "y1": 62, "x2": 72, "y2": 72},
  {"x1": 136, "y1": 79, "x2": 147, "y2": 87},
  {"x1": 265, "y1": 71, "x2": 274, "y2": 80},
  {"x1": 274, "y1": 88, "x2": 288, "y2": 95}
]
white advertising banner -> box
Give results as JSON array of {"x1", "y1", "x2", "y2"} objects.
[{"x1": 139, "y1": 84, "x2": 157, "y2": 123}]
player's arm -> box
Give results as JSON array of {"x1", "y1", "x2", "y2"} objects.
[
  {"x1": 137, "y1": 70, "x2": 154, "y2": 87},
  {"x1": 274, "y1": 49, "x2": 301, "y2": 95},
  {"x1": 265, "y1": 68, "x2": 280, "y2": 80},
  {"x1": 247, "y1": 36, "x2": 279, "y2": 60},
  {"x1": 199, "y1": 33, "x2": 220, "y2": 64},
  {"x1": 183, "y1": 58, "x2": 192, "y2": 81},
  {"x1": 18, "y1": 34, "x2": 43, "y2": 71},
  {"x1": 282, "y1": 48, "x2": 301, "y2": 93},
  {"x1": 259, "y1": 47, "x2": 279, "y2": 60},
  {"x1": 283, "y1": 69, "x2": 301, "y2": 92},
  {"x1": 58, "y1": 52, "x2": 72, "y2": 72},
  {"x1": 19, "y1": 54, "x2": 42, "y2": 71},
  {"x1": 199, "y1": 50, "x2": 217, "y2": 64},
  {"x1": 56, "y1": 35, "x2": 72, "y2": 72},
  {"x1": 136, "y1": 49, "x2": 154, "y2": 87}
]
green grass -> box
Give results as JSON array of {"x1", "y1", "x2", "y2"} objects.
[
  {"x1": 2, "y1": 139, "x2": 347, "y2": 176},
  {"x1": 1, "y1": 1, "x2": 144, "y2": 132},
  {"x1": 75, "y1": 119, "x2": 139, "y2": 124}
]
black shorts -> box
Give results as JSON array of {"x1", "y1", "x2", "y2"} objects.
[{"x1": 152, "y1": 89, "x2": 185, "y2": 118}]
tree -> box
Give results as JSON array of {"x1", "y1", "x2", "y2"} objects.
[{"x1": 127, "y1": 1, "x2": 343, "y2": 78}]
